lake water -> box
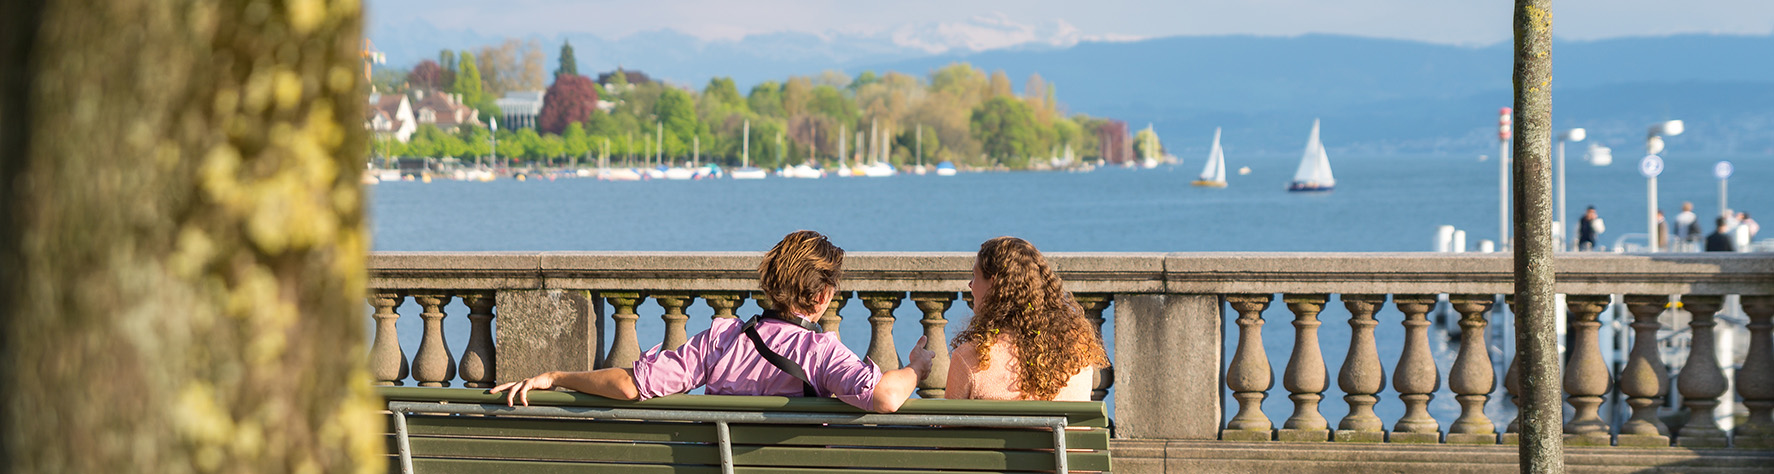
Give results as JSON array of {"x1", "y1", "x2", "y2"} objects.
[{"x1": 369, "y1": 151, "x2": 1769, "y2": 429}]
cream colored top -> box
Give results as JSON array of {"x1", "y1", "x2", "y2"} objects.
[{"x1": 944, "y1": 335, "x2": 1093, "y2": 401}]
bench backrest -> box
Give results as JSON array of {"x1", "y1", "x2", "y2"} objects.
[{"x1": 380, "y1": 387, "x2": 1111, "y2": 473}]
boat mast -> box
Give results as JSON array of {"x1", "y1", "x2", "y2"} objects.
[{"x1": 742, "y1": 120, "x2": 750, "y2": 168}]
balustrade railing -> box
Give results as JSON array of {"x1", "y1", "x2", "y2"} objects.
[{"x1": 365, "y1": 252, "x2": 1774, "y2": 449}]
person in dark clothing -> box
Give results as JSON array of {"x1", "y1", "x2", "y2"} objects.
[
  {"x1": 1706, "y1": 217, "x2": 1737, "y2": 252},
  {"x1": 1577, "y1": 206, "x2": 1604, "y2": 251}
]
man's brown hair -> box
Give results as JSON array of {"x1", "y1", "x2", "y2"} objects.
[{"x1": 758, "y1": 230, "x2": 844, "y2": 315}]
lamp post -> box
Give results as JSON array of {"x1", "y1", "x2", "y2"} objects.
[
  {"x1": 1556, "y1": 128, "x2": 1586, "y2": 251},
  {"x1": 1643, "y1": 120, "x2": 1683, "y2": 252},
  {"x1": 1498, "y1": 107, "x2": 1513, "y2": 251}
]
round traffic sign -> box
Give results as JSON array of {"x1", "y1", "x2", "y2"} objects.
[
  {"x1": 1639, "y1": 155, "x2": 1664, "y2": 178},
  {"x1": 1715, "y1": 161, "x2": 1734, "y2": 180}
]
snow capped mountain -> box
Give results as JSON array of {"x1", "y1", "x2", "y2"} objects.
[{"x1": 888, "y1": 13, "x2": 1087, "y2": 54}]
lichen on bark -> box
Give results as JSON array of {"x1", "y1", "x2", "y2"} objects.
[{"x1": 2, "y1": 1, "x2": 381, "y2": 472}]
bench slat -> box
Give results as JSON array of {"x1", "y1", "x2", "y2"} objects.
[
  {"x1": 398, "y1": 414, "x2": 718, "y2": 443},
  {"x1": 394, "y1": 435, "x2": 1108, "y2": 472},
  {"x1": 380, "y1": 387, "x2": 1108, "y2": 428},
  {"x1": 406, "y1": 458, "x2": 718, "y2": 474},
  {"x1": 730, "y1": 445, "x2": 1112, "y2": 472},
  {"x1": 407, "y1": 436, "x2": 722, "y2": 465},
  {"x1": 399, "y1": 457, "x2": 1021, "y2": 474},
  {"x1": 729, "y1": 424, "x2": 1110, "y2": 451}
]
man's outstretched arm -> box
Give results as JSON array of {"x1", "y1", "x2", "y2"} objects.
[{"x1": 489, "y1": 368, "x2": 639, "y2": 406}]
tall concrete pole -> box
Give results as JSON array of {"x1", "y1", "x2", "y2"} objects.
[{"x1": 1511, "y1": 0, "x2": 1563, "y2": 471}]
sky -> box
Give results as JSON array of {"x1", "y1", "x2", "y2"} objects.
[{"x1": 370, "y1": 0, "x2": 1774, "y2": 47}]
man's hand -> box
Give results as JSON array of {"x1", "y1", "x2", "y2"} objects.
[
  {"x1": 489, "y1": 372, "x2": 559, "y2": 407},
  {"x1": 907, "y1": 335, "x2": 935, "y2": 378}
]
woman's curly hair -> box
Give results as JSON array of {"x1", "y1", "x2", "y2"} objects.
[{"x1": 953, "y1": 237, "x2": 1109, "y2": 400}]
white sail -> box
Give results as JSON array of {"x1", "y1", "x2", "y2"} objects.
[
  {"x1": 1197, "y1": 127, "x2": 1226, "y2": 183},
  {"x1": 1290, "y1": 119, "x2": 1334, "y2": 188}
]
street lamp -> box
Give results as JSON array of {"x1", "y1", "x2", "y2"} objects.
[
  {"x1": 1498, "y1": 107, "x2": 1513, "y2": 251},
  {"x1": 1556, "y1": 128, "x2": 1585, "y2": 250},
  {"x1": 1643, "y1": 120, "x2": 1683, "y2": 252}
]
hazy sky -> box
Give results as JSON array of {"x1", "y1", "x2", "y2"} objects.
[{"x1": 371, "y1": 0, "x2": 1774, "y2": 46}]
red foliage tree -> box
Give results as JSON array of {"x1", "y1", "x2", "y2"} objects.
[
  {"x1": 538, "y1": 74, "x2": 600, "y2": 135},
  {"x1": 409, "y1": 60, "x2": 448, "y2": 91}
]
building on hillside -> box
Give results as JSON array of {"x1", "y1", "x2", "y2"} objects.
[
  {"x1": 596, "y1": 68, "x2": 653, "y2": 89},
  {"x1": 412, "y1": 89, "x2": 480, "y2": 131},
  {"x1": 367, "y1": 93, "x2": 416, "y2": 142},
  {"x1": 496, "y1": 90, "x2": 545, "y2": 130}
]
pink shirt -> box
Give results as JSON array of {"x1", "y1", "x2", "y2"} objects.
[{"x1": 632, "y1": 316, "x2": 883, "y2": 410}]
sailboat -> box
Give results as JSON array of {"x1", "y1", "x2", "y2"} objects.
[
  {"x1": 1287, "y1": 119, "x2": 1335, "y2": 192},
  {"x1": 1191, "y1": 128, "x2": 1228, "y2": 187},
  {"x1": 732, "y1": 120, "x2": 767, "y2": 179}
]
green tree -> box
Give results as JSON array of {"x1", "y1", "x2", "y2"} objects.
[
  {"x1": 555, "y1": 40, "x2": 578, "y2": 77},
  {"x1": 747, "y1": 81, "x2": 783, "y2": 117},
  {"x1": 458, "y1": 124, "x2": 492, "y2": 161},
  {"x1": 540, "y1": 134, "x2": 567, "y2": 166},
  {"x1": 703, "y1": 77, "x2": 745, "y2": 110},
  {"x1": 655, "y1": 88, "x2": 699, "y2": 158},
  {"x1": 971, "y1": 97, "x2": 1039, "y2": 168},
  {"x1": 849, "y1": 70, "x2": 881, "y2": 92},
  {"x1": 564, "y1": 122, "x2": 591, "y2": 166},
  {"x1": 515, "y1": 128, "x2": 544, "y2": 162},
  {"x1": 454, "y1": 51, "x2": 500, "y2": 119}
]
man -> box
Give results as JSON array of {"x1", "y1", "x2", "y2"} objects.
[
  {"x1": 1578, "y1": 206, "x2": 1605, "y2": 251},
  {"x1": 1706, "y1": 217, "x2": 1737, "y2": 252},
  {"x1": 1655, "y1": 210, "x2": 1668, "y2": 251},
  {"x1": 1674, "y1": 202, "x2": 1699, "y2": 244}
]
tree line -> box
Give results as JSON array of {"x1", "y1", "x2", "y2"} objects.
[{"x1": 372, "y1": 41, "x2": 1117, "y2": 170}]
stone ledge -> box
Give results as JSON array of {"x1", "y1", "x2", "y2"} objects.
[
  {"x1": 1112, "y1": 439, "x2": 1774, "y2": 474},
  {"x1": 1276, "y1": 429, "x2": 1330, "y2": 442},
  {"x1": 1676, "y1": 433, "x2": 1731, "y2": 448},
  {"x1": 1445, "y1": 433, "x2": 1498, "y2": 444},
  {"x1": 1564, "y1": 432, "x2": 1614, "y2": 447},
  {"x1": 1220, "y1": 430, "x2": 1273, "y2": 442},
  {"x1": 1334, "y1": 430, "x2": 1385, "y2": 443},
  {"x1": 1387, "y1": 431, "x2": 1442, "y2": 444},
  {"x1": 1616, "y1": 434, "x2": 1672, "y2": 448}
]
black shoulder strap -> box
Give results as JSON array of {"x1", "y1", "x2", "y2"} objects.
[{"x1": 742, "y1": 311, "x2": 820, "y2": 397}]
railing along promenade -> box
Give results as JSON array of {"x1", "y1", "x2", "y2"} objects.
[{"x1": 367, "y1": 252, "x2": 1774, "y2": 472}]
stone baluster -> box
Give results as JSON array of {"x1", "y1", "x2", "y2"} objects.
[
  {"x1": 1738, "y1": 296, "x2": 1774, "y2": 448},
  {"x1": 1222, "y1": 294, "x2": 1274, "y2": 441},
  {"x1": 822, "y1": 291, "x2": 851, "y2": 336},
  {"x1": 1280, "y1": 294, "x2": 1331, "y2": 442},
  {"x1": 1499, "y1": 296, "x2": 1523, "y2": 444},
  {"x1": 653, "y1": 292, "x2": 694, "y2": 351},
  {"x1": 702, "y1": 292, "x2": 745, "y2": 320},
  {"x1": 1335, "y1": 294, "x2": 1387, "y2": 442},
  {"x1": 1676, "y1": 295, "x2": 1729, "y2": 447},
  {"x1": 911, "y1": 292, "x2": 956, "y2": 398},
  {"x1": 1075, "y1": 294, "x2": 1115, "y2": 401},
  {"x1": 1445, "y1": 295, "x2": 1497, "y2": 444},
  {"x1": 410, "y1": 293, "x2": 457, "y2": 387},
  {"x1": 750, "y1": 292, "x2": 774, "y2": 313},
  {"x1": 1562, "y1": 295, "x2": 1613, "y2": 445},
  {"x1": 1617, "y1": 295, "x2": 1673, "y2": 447},
  {"x1": 368, "y1": 292, "x2": 409, "y2": 386},
  {"x1": 1389, "y1": 295, "x2": 1441, "y2": 443},
  {"x1": 458, "y1": 291, "x2": 497, "y2": 388},
  {"x1": 600, "y1": 292, "x2": 645, "y2": 369},
  {"x1": 861, "y1": 292, "x2": 905, "y2": 370}
]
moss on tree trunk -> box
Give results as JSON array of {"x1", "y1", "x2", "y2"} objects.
[{"x1": 1, "y1": 0, "x2": 380, "y2": 472}]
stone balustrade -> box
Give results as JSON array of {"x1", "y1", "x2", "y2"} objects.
[{"x1": 365, "y1": 251, "x2": 1774, "y2": 452}]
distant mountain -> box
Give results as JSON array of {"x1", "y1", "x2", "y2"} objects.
[
  {"x1": 859, "y1": 34, "x2": 1774, "y2": 155},
  {"x1": 366, "y1": 14, "x2": 1110, "y2": 88}
]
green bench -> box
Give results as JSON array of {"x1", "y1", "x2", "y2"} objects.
[{"x1": 380, "y1": 387, "x2": 1112, "y2": 473}]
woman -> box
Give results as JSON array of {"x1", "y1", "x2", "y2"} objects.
[
  {"x1": 947, "y1": 237, "x2": 1109, "y2": 401},
  {"x1": 493, "y1": 230, "x2": 934, "y2": 413}
]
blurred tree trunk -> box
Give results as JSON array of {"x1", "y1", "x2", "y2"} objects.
[{"x1": 1, "y1": 1, "x2": 380, "y2": 473}]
